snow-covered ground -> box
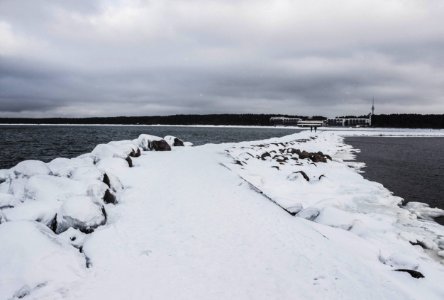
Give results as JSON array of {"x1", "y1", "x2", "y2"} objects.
[{"x1": 1, "y1": 130, "x2": 444, "y2": 299}]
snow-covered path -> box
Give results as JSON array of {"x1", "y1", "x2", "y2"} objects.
[
  {"x1": 58, "y1": 145, "x2": 406, "y2": 299},
  {"x1": 1, "y1": 130, "x2": 444, "y2": 299}
]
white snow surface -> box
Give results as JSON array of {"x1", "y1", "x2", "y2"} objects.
[{"x1": 1, "y1": 130, "x2": 444, "y2": 299}]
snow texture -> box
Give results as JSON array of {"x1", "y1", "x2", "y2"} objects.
[{"x1": 1, "y1": 129, "x2": 444, "y2": 299}]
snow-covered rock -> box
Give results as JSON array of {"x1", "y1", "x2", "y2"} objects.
[
  {"x1": 164, "y1": 135, "x2": 185, "y2": 147},
  {"x1": 136, "y1": 134, "x2": 162, "y2": 151},
  {"x1": 0, "y1": 221, "x2": 85, "y2": 299},
  {"x1": 11, "y1": 160, "x2": 51, "y2": 178},
  {"x1": 56, "y1": 196, "x2": 106, "y2": 234}
]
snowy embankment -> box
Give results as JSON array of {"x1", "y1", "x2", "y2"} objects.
[{"x1": 1, "y1": 130, "x2": 444, "y2": 299}]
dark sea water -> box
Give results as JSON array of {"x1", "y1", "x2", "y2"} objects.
[
  {"x1": 1, "y1": 126, "x2": 443, "y2": 222},
  {"x1": 346, "y1": 137, "x2": 444, "y2": 223},
  {"x1": 0, "y1": 125, "x2": 299, "y2": 169}
]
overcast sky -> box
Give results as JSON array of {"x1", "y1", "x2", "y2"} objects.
[{"x1": 1, "y1": 0, "x2": 443, "y2": 118}]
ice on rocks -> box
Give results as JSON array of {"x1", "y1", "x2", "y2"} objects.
[{"x1": 404, "y1": 202, "x2": 444, "y2": 220}]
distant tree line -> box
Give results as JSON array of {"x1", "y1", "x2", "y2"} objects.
[
  {"x1": 0, "y1": 114, "x2": 305, "y2": 126},
  {"x1": 372, "y1": 114, "x2": 444, "y2": 129},
  {"x1": 0, "y1": 113, "x2": 442, "y2": 128}
]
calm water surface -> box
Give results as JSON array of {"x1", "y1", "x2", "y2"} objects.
[
  {"x1": 1, "y1": 126, "x2": 443, "y2": 222},
  {"x1": 346, "y1": 137, "x2": 444, "y2": 223},
  {"x1": 0, "y1": 125, "x2": 299, "y2": 169}
]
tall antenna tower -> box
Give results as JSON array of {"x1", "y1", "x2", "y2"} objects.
[{"x1": 371, "y1": 97, "x2": 375, "y2": 115}]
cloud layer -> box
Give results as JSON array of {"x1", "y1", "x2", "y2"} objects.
[{"x1": 1, "y1": 0, "x2": 443, "y2": 117}]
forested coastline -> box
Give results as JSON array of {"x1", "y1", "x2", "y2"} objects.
[{"x1": 0, "y1": 113, "x2": 443, "y2": 128}]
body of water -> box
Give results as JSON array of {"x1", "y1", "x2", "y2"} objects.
[
  {"x1": 1, "y1": 126, "x2": 443, "y2": 223},
  {"x1": 346, "y1": 137, "x2": 444, "y2": 223},
  {"x1": 0, "y1": 125, "x2": 299, "y2": 169}
]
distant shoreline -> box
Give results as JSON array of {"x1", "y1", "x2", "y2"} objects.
[
  {"x1": 1, "y1": 113, "x2": 443, "y2": 128},
  {"x1": 1, "y1": 123, "x2": 444, "y2": 135}
]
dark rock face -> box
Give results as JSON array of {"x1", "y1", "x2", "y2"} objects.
[
  {"x1": 129, "y1": 148, "x2": 142, "y2": 157},
  {"x1": 150, "y1": 140, "x2": 172, "y2": 151},
  {"x1": 295, "y1": 149, "x2": 331, "y2": 163},
  {"x1": 293, "y1": 171, "x2": 310, "y2": 182},
  {"x1": 394, "y1": 269, "x2": 425, "y2": 279},
  {"x1": 125, "y1": 156, "x2": 133, "y2": 167},
  {"x1": 103, "y1": 189, "x2": 117, "y2": 204},
  {"x1": 261, "y1": 152, "x2": 271, "y2": 160},
  {"x1": 173, "y1": 138, "x2": 185, "y2": 147},
  {"x1": 48, "y1": 214, "x2": 58, "y2": 232},
  {"x1": 103, "y1": 173, "x2": 111, "y2": 188},
  {"x1": 234, "y1": 160, "x2": 244, "y2": 166}
]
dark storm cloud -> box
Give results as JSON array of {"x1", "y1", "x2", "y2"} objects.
[{"x1": 0, "y1": 0, "x2": 444, "y2": 117}]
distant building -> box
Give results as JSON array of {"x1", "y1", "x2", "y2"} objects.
[
  {"x1": 297, "y1": 120, "x2": 325, "y2": 127},
  {"x1": 270, "y1": 117, "x2": 302, "y2": 126},
  {"x1": 326, "y1": 117, "x2": 371, "y2": 127},
  {"x1": 326, "y1": 101, "x2": 374, "y2": 127}
]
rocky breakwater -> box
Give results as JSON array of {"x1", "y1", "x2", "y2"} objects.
[
  {"x1": 226, "y1": 133, "x2": 444, "y2": 279},
  {"x1": 0, "y1": 134, "x2": 189, "y2": 299}
]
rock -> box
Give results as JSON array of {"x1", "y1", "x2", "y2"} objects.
[
  {"x1": 173, "y1": 138, "x2": 185, "y2": 146},
  {"x1": 164, "y1": 136, "x2": 185, "y2": 147},
  {"x1": 58, "y1": 227, "x2": 87, "y2": 249},
  {"x1": 394, "y1": 269, "x2": 424, "y2": 279},
  {"x1": 294, "y1": 149, "x2": 330, "y2": 163},
  {"x1": 12, "y1": 160, "x2": 51, "y2": 178},
  {"x1": 150, "y1": 140, "x2": 172, "y2": 151},
  {"x1": 103, "y1": 173, "x2": 111, "y2": 188},
  {"x1": 56, "y1": 196, "x2": 107, "y2": 234},
  {"x1": 287, "y1": 204, "x2": 303, "y2": 216},
  {"x1": 293, "y1": 171, "x2": 310, "y2": 182},
  {"x1": 128, "y1": 148, "x2": 141, "y2": 158},
  {"x1": 125, "y1": 156, "x2": 133, "y2": 167},
  {"x1": 234, "y1": 160, "x2": 243, "y2": 166},
  {"x1": 273, "y1": 155, "x2": 287, "y2": 163},
  {"x1": 297, "y1": 208, "x2": 320, "y2": 221},
  {"x1": 103, "y1": 189, "x2": 117, "y2": 204},
  {"x1": 261, "y1": 152, "x2": 271, "y2": 160},
  {"x1": 410, "y1": 240, "x2": 428, "y2": 249}
]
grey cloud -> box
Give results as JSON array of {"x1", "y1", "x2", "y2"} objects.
[{"x1": 0, "y1": 0, "x2": 444, "y2": 118}]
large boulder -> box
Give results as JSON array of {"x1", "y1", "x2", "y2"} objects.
[
  {"x1": 55, "y1": 196, "x2": 106, "y2": 234},
  {"x1": 149, "y1": 140, "x2": 171, "y2": 151},
  {"x1": 11, "y1": 160, "x2": 51, "y2": 178}
]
